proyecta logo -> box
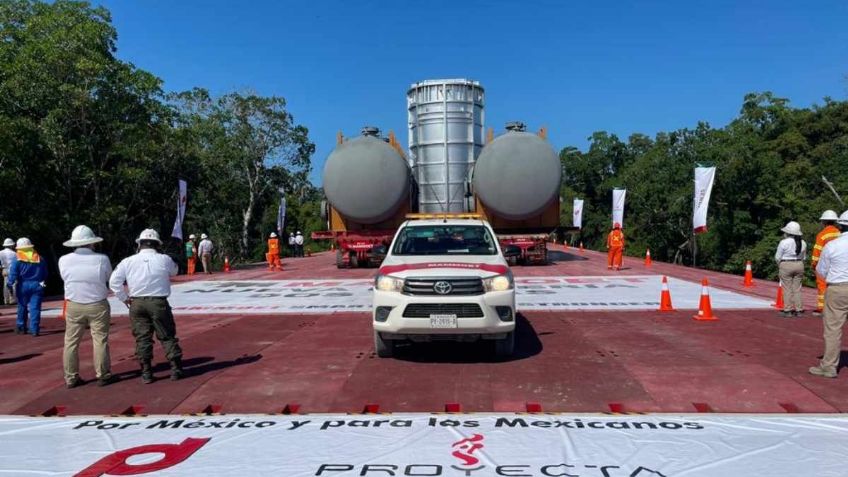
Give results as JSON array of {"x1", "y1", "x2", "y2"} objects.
[{"x1": 451, "y1": 434, "x2": 485, "y2": 474}]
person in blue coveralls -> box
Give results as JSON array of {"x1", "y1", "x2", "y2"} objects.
[{"x1": 7, "y1": 237, "x2": 48, "y2": 336}]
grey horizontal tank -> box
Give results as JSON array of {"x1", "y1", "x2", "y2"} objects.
[
  {"x1": 473, "y1": 122, "x2": 562, "y2": 220},
  {"x1": 323, "y1": 127, "x2": 410, "y2": 224},
  {"x1": 408, "y1": 79, "x2": 485, "y2": 213}
]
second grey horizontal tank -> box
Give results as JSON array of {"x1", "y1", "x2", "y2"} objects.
[{"x1": 472, "y1": 122, "x2": 562, "y2": 220}]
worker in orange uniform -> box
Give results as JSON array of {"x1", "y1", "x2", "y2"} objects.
[
  {"x1": 607, "y1": 223, "x2": 625, "y2": 271},
  {"x1": 185, "y1": 234, "x2": 198, "y2": 276},
  {"x1": 267, "y1": 232, "x2": 282, "y2": 271},
  {"x1": 812, "y1": 210, "x2": 842, "y2": 316}
]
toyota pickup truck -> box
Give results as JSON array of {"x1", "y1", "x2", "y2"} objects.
[{"x1": 372, "y1": 218, "x2": 520, "y2": 358}]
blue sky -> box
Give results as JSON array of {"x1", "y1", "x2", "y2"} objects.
[{"x1": 96, "y1": 0, "x2": 847, "y2": 184}]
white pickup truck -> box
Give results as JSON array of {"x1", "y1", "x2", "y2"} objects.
[{"x1": 372, "y1": 218, "x2": 520, "y2": 358}]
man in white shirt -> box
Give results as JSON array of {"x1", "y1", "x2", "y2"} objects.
[
  {"x1": 59, "y1": 226, "x2": 113, "y2": 388},
  {"x1": 810, "y1": 211, "x2": 848, "y2": 378},
  {"x1": 198, "y1": 233, "x2": 214, "y2": 274},
  {"x1": 0, "y1": 238, "x2": 16, "y2": 305},
  {"x1": 288, "y1": 233, "x2": 295, "y2": 257},
  {"x1": 109, "y1": 229, "x2": 183, "y2": 383},
  {"x1": 295, "y1": 231, "x2": 304, "y2": 258}
]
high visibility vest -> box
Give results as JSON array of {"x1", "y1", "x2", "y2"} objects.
[
  {"x1": 607, "y1": 230, "x2": 625, "y2": 248},
  {"x1": 812, "y1": 225, "x2": 841, "y2": 269},
  {"x1": 16, "y1": 250, "x2": 40, "y2": 263},
  {"x1": 268, "y1": 238, "x2": 280, "y2": 253}
]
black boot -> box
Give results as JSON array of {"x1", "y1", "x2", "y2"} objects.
[
  {"x1": 170, "y1": 358, "x2": 184, "y2": 381},
  {"x1": 141, "y1": 360, "x2": 154, "y2": 384}
]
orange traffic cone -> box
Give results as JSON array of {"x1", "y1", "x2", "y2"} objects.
[
  {"x1": 645, "y1": 249, "x2": 652, "y2": 267},
  {"x1": 742, "y1": 261, "x2": 753, "y2": 287},
  {"x1": 579, "y1": 242, "x2": 584, "y2": 253},
  {"x1": 224, "y1": 257, "x2": 231, "y2": 273},
  {"x1": 693, "y1": 278, "x2": 718, "y2": 321},
  {"x1": 657, "y1": 276, "x2": 674, "y2": 311},
  {"x1": 773, "y1": 281, "x2": 784, "y2": 309}
]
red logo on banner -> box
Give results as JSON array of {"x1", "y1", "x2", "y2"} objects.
[
  {"x1": 75, "y1": 438, "x2": 210, "y2": 476},
  {"x1": 451, "y1": 434, "x2": 484, "y2": 466}
]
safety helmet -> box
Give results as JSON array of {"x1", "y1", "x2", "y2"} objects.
[
  {"x1": 613, "y1": 223, "x2": 621, "y2": 229},
  {"x1": 63, "y1": 225, "x2": 103, "y2": 248},
  {"x1": 297, "y1": 231, "x2": 302, "y2": 235},
  {"x1": 135, "y1": 228, "x2": 162, "y2": 244},
  {"x1": 290, "y1": 232, "x2": 294, "y2": 236},
  {"x1": 189, "y1": 234, "x2": 196, "y2": 240},
  {"x1": 838, "y1": 210, "x2": 848, "y2": 226},
  {"x1": 270, "y1": 232, "x2": 277, "y2": 238},
  {"x1": 201, "y1": 233, "x2": 208, "y2": 239},
  {"x1": 820, "y1": 210, "x2": 839, "y2": 221},
  {"x1": 2, "y1": 238, "x2": 14, "y2": 248},
  {"x1": 16, "y1": 237, "x2": 33, "y2": 250},
  {"x1": 780, "y1": 221, "x2": 802, "y2": 236}
]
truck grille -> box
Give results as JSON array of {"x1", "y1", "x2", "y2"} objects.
[
  {"x1": 402, "y1": 303, "x2": 484, "y2": 318},
  {"x1": 403, "y1": 277, "x2": 484, "y2": 296}
]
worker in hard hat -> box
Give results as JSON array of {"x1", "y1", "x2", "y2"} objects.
[
  {"x1": 775, "y1": 221, "x2": 807, "y2": 317},
  {"x1": 809, "y1": 210, "x2": 848, "y2": 378},
  {"x1": 295, "y1": 230, "x2": 304, "y2": 258},
  {"x1": 198, "y1": 233, "x2": 214, "y2": 274},
  {"x1": 288, "y1": 232, "x2": 295, "y2": 257},
  {"x1": 267, "y1": 232, "x2": 281, "y2": 270},
  {"x1": 0, "y1": 238, "x2": 17, "y2": 305},
  {"x1": 59, "y1": 225, "x2": 114, "y2": 388},
  {"x1": 109, "y1": 229, "x2": 184, "y2": 383},
  {"x1": 185, "y1": 234, "x2": 198, "y2": 276},
  {"x1": 7, "y1": 238, "x2": 48, "y2": 336},
  {"x1": 811, "y1": 210, "x2": 841, "y2": 316},
  {"x1": 606, "y1": 223, "x2": 625, "y2": 271}
]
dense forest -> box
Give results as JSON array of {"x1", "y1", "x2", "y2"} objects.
[
  {"x1": 0, "y1": 0, "x2": 324, "y2": 291},
  {"x1": 559, "y1": 93, "x2": 848, "y2": 282}
]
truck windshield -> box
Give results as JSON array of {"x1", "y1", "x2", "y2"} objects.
[{"x1": 392, "y1": 225, "x2": 497, "y2": 256}]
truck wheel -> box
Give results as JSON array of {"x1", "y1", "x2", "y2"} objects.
[
  {"x1": 335, "y1": 249, "x2": 344, "y2": 268},
  {"x1": 494, "y1": 332, "x2": 515, "y2": 357},
  {"x1": 374, "y1": 330, "x2": 394, "y2": 358}
]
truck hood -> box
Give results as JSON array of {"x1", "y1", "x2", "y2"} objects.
[{"x1": 378, "y1": 255, "x2": 510, "y2": 278}]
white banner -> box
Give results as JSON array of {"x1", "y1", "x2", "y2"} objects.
[
  {"x1": 171, "y1": 179, "x2": 188, "y2": 240},
  {"x1": 612, "y1": 188, "x2": 626, "y2": 227},
  {"x1": 1, "y1": 413, "x2": 847, "y2": 476},
  {"x1": 572, "y1": 199, "x2": 583, "y2": 229},
  {"x1": 277, "y1": 188, "x2": 286, "y2": 235},
  {"x1": 693, "y1": 167, "x2": 716, "y2": 234}
]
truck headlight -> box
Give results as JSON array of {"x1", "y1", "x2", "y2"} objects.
[
  {"x1": 483, "y1": 273, "x2": 514, "y2": 292},
  {"x1": 375, "y1": 275, "x2": 404, "y2": 292}
]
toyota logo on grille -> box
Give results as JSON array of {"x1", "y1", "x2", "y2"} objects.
[{"x1": 433, "y1": 281, "x2": 453, "y2": 295}]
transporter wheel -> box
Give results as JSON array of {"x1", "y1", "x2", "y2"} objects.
[
  {"x1": 374, "y1": 330, "x2": 394, "y2": 358},
  {"x1": 494, "y1": 331, "x2": 515, "y2": 357},
  {"x1": 335, "y1": 249, "x2": 344, "y2": 268}
]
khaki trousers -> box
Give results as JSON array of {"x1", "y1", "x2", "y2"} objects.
[
  {"x1": 63, "y1": 300, "x2": 111, "y2": 383},
  {"x1": 201, "y1": 253, "x2": 212, "y2": 274},
  {"x1": 820, "y1": 284, "x2": 848, "y2": 372},
  {"x1": 778, "y1": 261, "x2": 805, "y2": 312},
  {"x1": 2, "y1": 269, "x2": 15, "y2": 305}
]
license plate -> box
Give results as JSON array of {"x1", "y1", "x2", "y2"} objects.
[{"x1": 429, "y1": 314, "x2": 458, "y2": 328}]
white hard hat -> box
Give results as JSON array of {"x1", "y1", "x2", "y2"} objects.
[
  {"x1": 838, "y1": 210, "x2": 848, "y2": 226},
  {"x1": 270, "y1": 232, "x2": 277, "y2": 238},
  {"x1": 189, "y1": 234, "x2": 196, "y2": 240},
  {"x1": 63, "y1": 225, "x2": 103, "y2": 248},
  {"x1": 290, "y1": 232, "x2": 294, "y2": 236},
  {"x1": 780, "y1": 221, "x2": 802, "y2": 236},
  {"x1": 297, "y1": 231, "x2": 302, "y2": 234},
  {"x1": 135, "y1": 228, "x2": 162, "y2": 244},
  {"x1": 2, "y1": 238, "x2": 14, "y2": 247},
  {"x1": 201, "y1": 233, "x2": 208, "y2": 239},
  {"x1": 16, "y1": 237, "x2": 33, "y2": 250},
  {"x1": 820, "y1": 210, "x2": 839, "y2": 221}
]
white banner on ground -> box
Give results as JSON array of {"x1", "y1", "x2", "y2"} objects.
[
  {"x1": 41, "y1": 276, "x2": 772, "y2": 317},
  {"x1": 693, "y1": 166, "x2": 716, "y2": 234},
  {"x1": 1, "y1": 413, "x2": 847, "y2": 476},
  {"x1": 573, "y1": 199, "x2": 584, "y2": 229},
  {"x1": 612, "y1": 188, "x2": 626, "y2": 227},
  {"x1": 171, "y1": 179, "x2": 188, "y2": 240}
]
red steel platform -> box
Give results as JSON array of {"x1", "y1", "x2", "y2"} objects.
[{"x1": 1, "y1": 245, "x2": 845, "y2": 416}]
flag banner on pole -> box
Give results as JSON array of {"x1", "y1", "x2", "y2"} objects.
[
  {"x1": 573, "y1": 199, "x2": 584, "y2": 229},
  {"x1": 276, "y1": 188, "x2": 286, "y2": 234},
  {"x1": 612, "y1": 188, "x2": 626, "y2": 227},
  {"x1": 693, "y1": 166, "x2": 716, "y2": 234},
  {"x1": 171, "y1": 179, "x2": 187, "y2": 240}
]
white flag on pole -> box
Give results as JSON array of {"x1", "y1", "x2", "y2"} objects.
[
  {"x1": 693, "y1": 166, "x2": 716, "y2": 234},
  {"x1": 276, "y1": 188, "x2": 286, "y2": 234},
  {"x1": 573, "y1": 199, "x2": 584, "y2": 229},
  {"x1": 171, "y1": 179, "x2": 187, "y2": 240},
  {"x1": 612, "y1": 188, "x2": 626, "y2": 227}
]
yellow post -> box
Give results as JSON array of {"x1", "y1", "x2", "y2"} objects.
[{"x1": 486, "y1": 128, "x2": 494, "y2": 144}]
